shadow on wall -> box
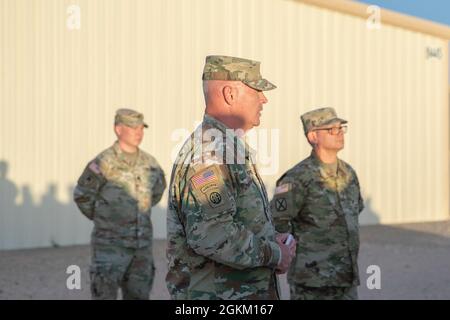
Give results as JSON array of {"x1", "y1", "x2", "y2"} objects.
[
  {"x1": 1, "y1": 157, "x2": 378, "y2": 250},
  {"x1": 0, "y1": 160, "x2": 168, "y2": 251},
  {"x1": 0, "y1": 160, "x2": 91, "y2": 250}
]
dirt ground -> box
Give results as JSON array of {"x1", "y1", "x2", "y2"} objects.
[{"x1": 1, "y1": 221, "x2": 450, "y2": 300}]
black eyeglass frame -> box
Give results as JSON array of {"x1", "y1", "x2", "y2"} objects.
[{"x1": 312, "y1": 125, "x2": 348, "y2": 135}]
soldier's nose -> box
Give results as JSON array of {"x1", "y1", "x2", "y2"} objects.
[{"x1": 260, "y1": 92, "x2": 268, "y2": 104}]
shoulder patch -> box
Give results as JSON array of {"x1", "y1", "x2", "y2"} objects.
[
  {"x1": 274, "y1": 197, "x2": 288, "y2": 212},
  {"x1": 190, "y1": 165, "x2": 233, "y2": 212},
  {"x1": 274, "y1": 183, "x2": 292, "y2": 195},
  {"x1": 191, "y1": 167, "x2": 219, "y2": 189},
  {"x1": 88, "y1": 161, "x2": 101, "y2": 175}
]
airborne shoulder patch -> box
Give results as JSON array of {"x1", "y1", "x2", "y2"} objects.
[{"x1": 190, "y1": 165, "x2": 233, "y2": 213}]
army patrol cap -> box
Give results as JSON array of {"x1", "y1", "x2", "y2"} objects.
[
  {"x1": 301, "y1": 107, "x2": 347, "y2": 134},
  {"x1": 202, "y1": 55, "x2": 277, "y2": 91},
  {"x1": 114, "y1": 108, "x2": 148, "y2": 128}
]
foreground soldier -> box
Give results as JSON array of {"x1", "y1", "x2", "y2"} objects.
[
  {"x1": 270, "y1": 107, "x2": 364, "y2": 300},
  {"x1": 166, "y1": 55, "x2": 296, "y2": 300},
  {"x1": 73, "y1": 108, "x2": 166, "y2": 299}
]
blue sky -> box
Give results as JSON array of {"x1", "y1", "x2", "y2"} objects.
[{"x1": 356, "y1": 0, "x2": 450, "y2": 26}]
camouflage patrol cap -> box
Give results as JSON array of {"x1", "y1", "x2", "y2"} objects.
[
  {"x1": 301, "y1": 107, "x2": 347, "y2": 134},
  {"x1": 202, "y1": 55, "x2": 276, "y2": 91},
  {"x1": 114, "y1": 108, "x2": 148, "y2": 128}
]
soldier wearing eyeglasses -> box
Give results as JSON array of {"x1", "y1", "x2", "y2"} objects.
[{"x1": 270, "y1": 107, "x2": 364, "y2": 300}]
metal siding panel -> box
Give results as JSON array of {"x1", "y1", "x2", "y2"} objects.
[{"x1": 0, "y1": 0, "x2": 448, "y2": 249}]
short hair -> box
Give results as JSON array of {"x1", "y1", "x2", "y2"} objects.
[{"x1": 202, "y1": 80, "x2": 210, "y2": 99}]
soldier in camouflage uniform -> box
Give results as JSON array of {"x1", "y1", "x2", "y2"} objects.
[
  {"x1": 73, "y1": 109, "x2": 166, "y2": 299},
  {"x1": 270, "y1": 107, "x2": 364, "y2": 300},
  {"x1": 166, "y1": 55, "x2": 296, "y2": 300}
]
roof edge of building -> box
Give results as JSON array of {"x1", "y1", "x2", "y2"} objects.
[{"x1": 296, "y1": 0, "x2": 450, "y2": 40}]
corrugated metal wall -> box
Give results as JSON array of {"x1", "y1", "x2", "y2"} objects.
[{"x1": 1, "y1": 0, "x2": 448, "y2": 250}]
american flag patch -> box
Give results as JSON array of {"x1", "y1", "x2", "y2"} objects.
[
  {"x1": 191, "y1": 168, "x2": 218, "y2": 189},
  {"x1": 274, "y1": 183, "x2": 291, "y2": 195},
  {"x1": 88, "y1": 162, "x2": 101, "y2": 174}
]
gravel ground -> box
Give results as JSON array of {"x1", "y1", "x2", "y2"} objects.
[{"x1": 1, "y1": 221, "x2": 449, "y2": 300}]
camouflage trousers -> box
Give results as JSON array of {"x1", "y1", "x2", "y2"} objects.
[
  {"x1": 290, "y1": 284, "x2": 358, "y2": 300},
  {"x1": 89, "y1": 244, "x2": 155, "y2": 300}
]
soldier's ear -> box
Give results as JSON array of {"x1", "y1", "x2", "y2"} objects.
[
  {"x1": 222, "y1": 85, "x2": 236, "y2": 106},
  {"x1": 114, "y1": 125, "x2": 122, "y2": 137},
  {"x1": 307, "y1": 131, "x2": 317, "y2": 145}
]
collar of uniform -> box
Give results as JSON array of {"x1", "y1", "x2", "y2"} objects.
[
  {"x1": 203, "y1": 114, "x2": 229, "y2": 133},
  {"x1": 310, "y1": 150, "x2": 352, "y2": 182},
  {"x1": 336, "y1": 158, "x2": 352, "y2": 182},
  {"x1": 202, "y1": 114, "x2": 253, "y2": 163},
  {"x1": 310, "y1": 150, "x2": 338, "y2": 180},
  {"x1": 241, "y1": 135, "x2": 257, "y2": 164},
  {"x1": 112, "y1": 140, "x2": 141, "y2": 167}
]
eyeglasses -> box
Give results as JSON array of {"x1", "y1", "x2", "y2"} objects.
[{"x1": 313, "y1": 125, "x2": 347, "y2": 135}]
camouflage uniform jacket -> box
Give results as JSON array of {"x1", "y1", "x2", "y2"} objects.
[
  {"x1": 74, "y1": 141, "x2": 166, "y2": 248},
  {"x1": 166, "y1": 115, "x2": 282, "y2": 300},
  {"x1": 270, "y1": 151, "x2": 364, "y2": 287}
]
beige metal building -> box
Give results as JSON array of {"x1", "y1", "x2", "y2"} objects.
[{"x1": 1, "y1": 0, "x2": 449, "y2": 250}]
